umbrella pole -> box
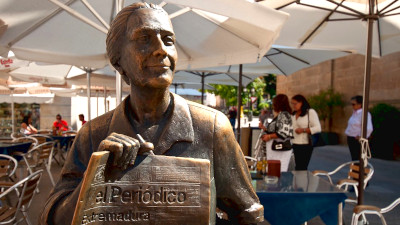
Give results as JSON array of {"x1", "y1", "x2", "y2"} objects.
[
  {"x1": 104, "y1": 86, "x2": 107, "y2": 113},
  {"x1": 116, "y1": 71, "x2": 122, "y2": 105},
  {"x1": 10, "y1": 88, "x2": 15, "y2": 134},
  {"x1": 96, "y1": 90, "x2": 99, "y2": 117},
  {"x1": 86, "y1": 69, "x2": 91, "y2": 121},
  {"x1": 201, "y1": 73, "x2": 205, "y2": 105},
  {"x1": 358, "y1": 2, "x2": 375, "y2": 205},
  {"x1": 237, "y1": 64, "x2": 243, "y2": 142}
]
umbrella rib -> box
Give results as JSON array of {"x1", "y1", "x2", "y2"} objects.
[
  {"x1": 8, "y1": 0, "x2": 78, "y2": 47},
  {"x1": 324, "y1": 0, "x2": 365, "y2": 16},
  {"x1": 48, "y1": 0, "x2": 108, "y2": 34},
  {"x1": 327, "y1": 17, "x2": 363, "y2": 21},
  {"x1": 81, "y1": 0, "x2": 110, "y2": 29},
  {"x1": 265, "y1": 55, "x2": 287, "y2": 75},
  {"x1": 380, "y1": 5, "x2": 400, "y2": 16},
  {"x1": 377, "y1": 18, "x2": 383, "y2": 57},
  {"x1": 378, "y1": 0, "x2": 397, "y2": 14},
  {"x1": 300, "y1": 1, "x2": 344, "y2": 46},
  {"x1": 276, "y1": 0, "x2": 296, "y2": 10},
  {"x1": 273, "y1": 49, "x2": 310, "y2": 65},
  {"x1": 297, "y1": 2, "x2": 361, "y2": 17}
]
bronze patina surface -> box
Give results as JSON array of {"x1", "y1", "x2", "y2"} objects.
[
  {"x1": 40, "y1": 2, "x2": 263, "y2": 225},
  {"x1": 72, "y1": 152, "x2": 210, "y2": 225}
]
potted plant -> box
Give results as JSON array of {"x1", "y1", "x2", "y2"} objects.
[
  {"x1": 370, "y1": 103, "x2": 400, "y2": 160},
  {"x1": 308, "y1": 89, "x2": 344, "y2": 145}
]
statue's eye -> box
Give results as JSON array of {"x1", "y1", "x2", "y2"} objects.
[
  {"x1": 163, "y1": 36, "x2": 175, "y2": 46},
  {"x1": 136, "y1": 34, "x2": 150, "y2": 43}
]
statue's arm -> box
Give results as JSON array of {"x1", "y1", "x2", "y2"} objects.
[
  {"x1": 40, "y1": 126, "x2": 92, "y2": 225},
  {"x1": 213, "y1": 112, "x2": 264, "y2": 224}
]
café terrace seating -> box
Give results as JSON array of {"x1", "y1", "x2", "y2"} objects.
[
  {"x1": 351, "y1": 197, "x2": 400, "y2": 225},
  {"x1": 0, "y1": 170, "x2": 43, "y2": 225},
  {"x1": 312, "y1": 160, "x2": 374, "y2": 204}
]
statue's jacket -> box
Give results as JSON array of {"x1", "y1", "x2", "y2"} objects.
[{"x1": 41, "y1": 93, "x2": 263, "y2": 225}]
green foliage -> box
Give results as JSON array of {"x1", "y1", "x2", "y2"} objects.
[
  {"x1": 308, "y1": 89, "x2": 344, "y2": 130},
  {"x1": 370, "y1": 103, "x2": 400, "y2": 130},
  {"x1": 370, "y1": 103, "x2": 400, "y2": 160},
  {"x1": 205, "y1": 77, "x2": 266, "y2": 109},
  {"x1": 263, "y1": 74, "x2": 276, "y2": 98}
]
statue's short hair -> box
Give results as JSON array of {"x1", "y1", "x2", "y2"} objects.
[{"x1": 106, "y1": 2, "x2": 167, "y2": 72}]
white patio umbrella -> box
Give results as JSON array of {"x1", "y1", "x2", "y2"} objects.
[
  {"x1": 178, "y1": 46, "x2": 348, "y2": 139},
  {"x1": 0, "y1": 0, "x2": 288, "y2": 69},
  {"x1": 1, "y1": 0, "x2": 288, "y2": 121},
  {"x1": 264, "y1": 0, "x2": 400, "y2": 205},
  {"x1": 196, "y1": 46, "x2": 350, "y2": 76}
]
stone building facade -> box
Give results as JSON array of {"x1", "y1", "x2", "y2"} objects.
[{"x1": 277, "y1": 51, "x2": 400, "y2": 144}]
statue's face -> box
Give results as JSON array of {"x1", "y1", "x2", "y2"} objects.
[{"x1": 119, "y1": 8, "x2": 177, "y2": 89}]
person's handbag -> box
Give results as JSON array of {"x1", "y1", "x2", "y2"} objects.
[{"x1": 271, "y1": 139, "x2": 292, "y2": 151}]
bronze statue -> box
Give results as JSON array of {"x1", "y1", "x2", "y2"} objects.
[{"x1": 40, "y1": 3, "x2": 263, "y2": 224}]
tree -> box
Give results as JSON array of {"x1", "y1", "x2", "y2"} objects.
[
  {"x1": 205, "y1": 77, "x2": 266, "y2": 109},
  {"x1": 308, "y1": 89, "x2": 344, "y2": 131}
]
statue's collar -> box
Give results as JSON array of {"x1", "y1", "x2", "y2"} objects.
[{"x1": 109, "y1": 92, "x2": 194, "y2": 155}]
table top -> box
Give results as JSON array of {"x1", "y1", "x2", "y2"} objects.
[
  {"x1": 253, "y1": 170, "x2": 346, "y2": 194},
  {"x1": 0, "y1": 141, "x2": 32, "y2": 148}
]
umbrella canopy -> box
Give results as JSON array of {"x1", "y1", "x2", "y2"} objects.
[
  {"x1": 266, "y1": 0, "x2": 400, "y2": 57},
  {"x1": 264, "y1": 0, "x2": 400, "y2": 205},
  {"x1": 194, "y1": 46, "x2": 349, "y2": 76},
  {"x1": 0, "y1": 0, "x2": 288, "y2": 69}
]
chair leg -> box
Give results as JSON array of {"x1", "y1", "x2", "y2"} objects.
[
  {"x1": 361, "y1": 214, "x2": 369, "y2": 225},
  {"x1": 351, "y1": 213, "x2": 361, "y2": 225},
  {"x1": 22, "y1": 211, "x2": 32, "y2": 225},
  {"x1": 377, "y1": 213, "x2": 387, "y2": 225},
  {"x1": 46, "y1": 166, "x2": 55, "y2": 186}
]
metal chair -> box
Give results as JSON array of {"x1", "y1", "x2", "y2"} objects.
[
  {"x1": 12, "y1": 137, "x2": 38, "y2": 148},
  {"x1": 0, "y1": 154, "x2": 18, "y2": 187},
  {"x1": 10, "y1": 132, "x2": 25, "y2": 140},
  {"x1": 0, "y1": 170, "x2": 43, "y2": 225},
  {"x1": 313, "y1": 161, "x2": 374, "y2": 204},
  {"x1": 351, "y1": 198, "x2": 400, "y2": 225},
  {"x1": 244, "y1": 156, "x2": 257, "y2": 171},
  {"x1": 15, "y1": 141, "x2": 57, "y2": 186}
]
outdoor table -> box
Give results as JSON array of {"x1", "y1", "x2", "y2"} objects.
[
  {"x1": 0, "y1": 141, "x2": 32, "y2": 160},
  {"x1": 253, "y1": 170, "x2": 347, "y2": 225},
  {"x1": 48, "y1": 134, "x2": 76, "y2": 165},
  {"x1": 50, "y1": 134, "x2": 76, "y2": 149}
]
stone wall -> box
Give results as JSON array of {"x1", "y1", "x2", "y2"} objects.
[
  {"x1": 277, "y1": 51, "x2": 400, "y2": 144},
  {"x1": 40, "y1": 96, "x2": 71, "y2": 130}
]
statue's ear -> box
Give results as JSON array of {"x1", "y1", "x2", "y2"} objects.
[{"x1": 113, "y1": 62, "x2": 130, "y2": 85}]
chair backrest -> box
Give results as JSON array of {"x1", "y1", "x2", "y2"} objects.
[
  {"x1": 30, "y1": 134, "x2": 53, "y2": 145},
  {"x1": 12, "y1": 136, "x2": 38, "y2": 148},
  {"x1": 27, "y1": 141, "x2": 56, "y2": 167},
  {"x1": 244, "y1": 156, "x2": 257, "y2": 170},
  {"x1": 10, "y1": 132, "x2": 25, "y2": 140},
  {"x1": 62, "y1": 130, "x2": 77, "y2": 135},
  {"x1": 0, "y1": 154, "x2": 18, "y2": 180},
  {"x1": 37, "y1": 129, "x2": 52, "y2": 135},
  {"x1": 0, "y1": 170, "x2": 43, "y2": 224},
  {"x1": 347, "y1": 161, "x2": 374, "y2": 189}
]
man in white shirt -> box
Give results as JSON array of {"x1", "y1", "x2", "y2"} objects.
[{"x1": 345, "y1": 95, "x2": 373, "y2": 160}]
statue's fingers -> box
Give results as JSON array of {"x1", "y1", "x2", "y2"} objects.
[
  {"x1": 99, "y1": 139, "x2": 123, "y2": 166},
  {"x1": 129, "y1": 139, "x2": 141, "y2": 166},
  {"x1": 107, "y1": 136, "x2": 132, "y2": 168}
]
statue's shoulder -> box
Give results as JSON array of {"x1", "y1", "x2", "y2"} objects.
[{"x1": 185, "y1": 99, "x2": 227, "y2": 119}]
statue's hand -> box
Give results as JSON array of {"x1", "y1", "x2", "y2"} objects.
[{"x1": 97, "y1": 132, "x2": 140, "y2": 169}]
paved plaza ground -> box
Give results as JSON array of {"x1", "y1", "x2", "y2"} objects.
[{"x1": 19, "y1": 141, "x2": 400, "y2": 225}]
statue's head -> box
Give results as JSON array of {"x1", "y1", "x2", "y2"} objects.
[{"x1": 106, "y1": 2, "x2": 177, "y2": 89}]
